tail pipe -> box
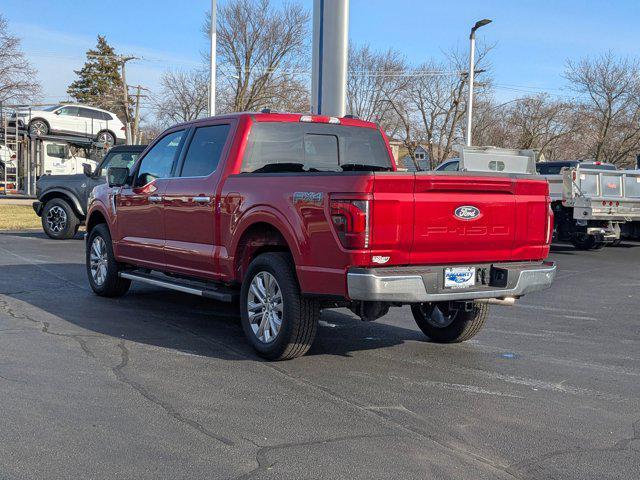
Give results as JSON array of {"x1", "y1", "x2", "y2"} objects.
[{"x1": 477, "y1": 296, "x2": 517, "y2": 306}]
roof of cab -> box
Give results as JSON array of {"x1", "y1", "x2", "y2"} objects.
[{"x1": 175, "y1": 112, "x2": 380, "y2": 130}]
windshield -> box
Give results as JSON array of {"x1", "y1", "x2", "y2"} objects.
[
  {"x1": 241, "y1": 122, "x2": 393, "y2": 173},
  {"x1": 42, "y1": 105, "x2": 61, "y2": 112}
]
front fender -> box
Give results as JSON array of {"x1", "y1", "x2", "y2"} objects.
[{"x1": 40, "y1": 187, "x2": 85, "y2": 216}]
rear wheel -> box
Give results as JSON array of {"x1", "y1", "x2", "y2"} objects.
[
  {"x1": 96, "y1": 130, "x2": 116, "y2": 146},
  {"x1": 41, "y1": 198, "x2": 79, "y2": 239},
  {"x1": 571, "y1": 234, "x2": 604, "y2": 250},
  {"x1": 240, "y1": 252, "x2": 319, "y2": 360},
  {"x1": 411, "y1": 301, "x2": 488, "y2": 343},
  {"x1": 86, "y1": 224, "x2": 131, "y2": 297}
]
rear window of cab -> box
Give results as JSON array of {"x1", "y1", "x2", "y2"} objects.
[{"x1": 241, "y1": 122, "x2": 392, "y2": 173}]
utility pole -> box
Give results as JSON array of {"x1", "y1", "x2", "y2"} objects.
[
  {"x1": 132, "y1": 85, "x2": 149, "y2": 145},
  {"x1": 209, "y1": 0, "x2": 217, "y2": 116},
  {"x1": 119, "y1": 55, "x2": 137, "y2": 144},
  {"x1": 465, "y1": 19, "x2": 492, "y2": 147}
]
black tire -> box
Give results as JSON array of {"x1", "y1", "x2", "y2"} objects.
[
  {"x1": 28, "y1": 119, "x2": 49, "y2": 137},
  {"x1": 41, "y1": 198, "x2": 79, "y2": 240},
  {"x1": 96, "y1": 130, "x2": 116, "y2": 146},
  {"x1": 86, "y1": 223, "x2": 131, "y2": 297},
  {"x1": 411, "y1": 301, "x2": 488, "y2": 343},
  {"x1": 570, "y1": 234, "x2": 603, "y2": 250},
  {"x1": 240, "y1": 252, "x2": 319, "y2": 360}
]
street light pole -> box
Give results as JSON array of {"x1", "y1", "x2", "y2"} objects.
[
  {"x1": 465, "y1": 18, "x2": 492, "y2": 147},
  {"x1": 209, "y1": 0, "x2": 217, "y2": 117}
]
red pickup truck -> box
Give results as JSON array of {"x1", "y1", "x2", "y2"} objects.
[{"x1": 85, "y1": 112, "x2": 556, "y2": 360}]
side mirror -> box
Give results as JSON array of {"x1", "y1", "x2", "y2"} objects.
[
  {"x1": 83, "y1": 163, "x2": 93, "y2": 177},
  {"x1": 107, "y1": 167, "x2": 129, "y2": 187}
]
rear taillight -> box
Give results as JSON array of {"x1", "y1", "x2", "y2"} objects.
[
  {"x1": 330, "y1": 198, "x2": 370, "y2": 249},
  {"x1": 121, "y1": 126, "x2": 126, "y2": 131},
  {"x1": 546, "y1": 203, "x2": 554, "y2": 244}
]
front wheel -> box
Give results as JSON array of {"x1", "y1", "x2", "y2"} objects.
[
  {"x1": 42, "y1": 198, "x2": 79, "y2": 239},
  {"x1": 240, "y1": 252, "x2": 319, "y2": 360},
  {"x1": 411, "y1": 301, "x2": 488, "y2": 343},
  {"x1": 86, "y1": 224, "x2": 131, "y2": 297},
  {"x1": 29, "y1": 119, "x2": 49, "y2": 136}
]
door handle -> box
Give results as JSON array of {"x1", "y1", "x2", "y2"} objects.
[
  {"x1": 192, "y1": 196, "x2": 211, "y2": 203},
  {"x1": 148, "y1": 195, "x2": 163, "y2": 203}
]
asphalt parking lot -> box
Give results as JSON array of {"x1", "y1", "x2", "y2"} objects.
[{"x1": 0, "y1": 231, "x2": 638, "y2": 480}]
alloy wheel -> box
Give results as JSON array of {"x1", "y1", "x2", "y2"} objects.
[
  {"x1": 98, "y1": 132, "x2": 114, "y2": 145},
  {"x1": 89, "y1": 236, "x2": 109, "y2": 286},
  {"x1": 30, "y1": 121, "x2": 47, "y2": 136},
  {"x1": 247, "y1": 271, "x2": 283, "y2": 343},
  {"x1": 45, "y1": 206, "x2": 67, "y2": 233}
]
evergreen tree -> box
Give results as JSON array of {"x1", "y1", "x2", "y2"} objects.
[{"x1": 67, "y1": 35, "x2": 129, "y2": 122}]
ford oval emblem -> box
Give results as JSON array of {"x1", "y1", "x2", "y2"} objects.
[{"x1": 454, "y1": 206, "x2": 481, "y2": 220}]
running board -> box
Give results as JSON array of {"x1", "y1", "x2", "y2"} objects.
[{"x1": 119, "y1": 271, "x2": 237, "y2": 303}]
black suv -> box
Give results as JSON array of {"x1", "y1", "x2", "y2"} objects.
[{"x1": 33, "y1": 144, "x2": 147, "y2": 239}]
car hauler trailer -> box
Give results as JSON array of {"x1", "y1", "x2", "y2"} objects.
[{"x1": 1, "y1": 113, "x2": 104, "y2": 196}]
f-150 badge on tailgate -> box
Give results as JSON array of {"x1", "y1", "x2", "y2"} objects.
[
  {"x1": 454, "y1": 206, "x2": 481, "y2": 220},
  {"x1": 293, "y1": 192, "x2": 323, "y2": 205}
]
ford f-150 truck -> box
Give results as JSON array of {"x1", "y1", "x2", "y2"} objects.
[{"x1": 85, "y1": 112, "x2": 556, "y2": 360}]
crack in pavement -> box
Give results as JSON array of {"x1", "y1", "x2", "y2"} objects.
[
  {"x1": 171, "y1": 324, "x2": 521, "y2": 479},
  {"x1": 0, "y1": 297, "x2": 97, "y2": 359},
  {"x1": 111, "y1": 340, "x2": 235, "y2": 447},
  {"x1": 231, "y1": 433, "x2": 397, "y2": 480},
  {"x1": 508, "y1": 417, "x2": 640, "y2": 476}
]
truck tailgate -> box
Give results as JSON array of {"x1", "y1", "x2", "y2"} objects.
[{"x1": 372, "y1": 173, "x2": 550, "y2": 265}]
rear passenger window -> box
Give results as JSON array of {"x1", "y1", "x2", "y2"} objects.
[{"x1": 180, "y1": 125, "x2": 230, "y2": 177}]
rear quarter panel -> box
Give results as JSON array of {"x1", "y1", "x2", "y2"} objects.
[{"x1": 218, "y1": 173, "x2": 375, "y2": 296}]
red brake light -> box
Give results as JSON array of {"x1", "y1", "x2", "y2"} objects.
[
  {"x1": 330, "y1": 198, "x2": 370, "y2": 249},
  {"x1": 121, "y1": 126, "x2": 126, "y2": 131}
]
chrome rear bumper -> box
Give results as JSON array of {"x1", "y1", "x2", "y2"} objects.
[{"x1": 347, "y1": 261, "x2": 556, "y2": 303}]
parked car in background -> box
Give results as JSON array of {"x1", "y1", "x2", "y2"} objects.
[
  {"x1": 10, "y1": 104, "x2": 126, "y2": 146},
  {"x1": 85, "y1": 112, "x2": 555, "y2": 360},
  {"x1": 33, "y1": 144, "x2": 146, "y2": 239}
]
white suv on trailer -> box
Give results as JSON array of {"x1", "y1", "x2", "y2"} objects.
[{"x1": 11, "y1": 104, "x2": 126, "y2": 145}]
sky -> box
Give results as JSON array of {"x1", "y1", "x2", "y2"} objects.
[{"x1": 2, "y1": 0, "x2": 639, "y2": 115}]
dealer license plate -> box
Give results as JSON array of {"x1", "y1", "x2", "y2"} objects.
[{"x1": 444, "y1": 267, "x2": 476, "y2": 289}]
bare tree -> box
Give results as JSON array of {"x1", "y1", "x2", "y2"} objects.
[
  {"x1": 474, "y1": 94, "x2": 582, "y2": 159},
  {"x1": 205, "y1": 0, "x2": 310, "y2": 113},
  {"x1": 152, "y1": 69, "x2": 209, "y2": 125},
  {"x1": 408, "y1": 45, "x2": 493, "y2": 168},
  {"x1": 346, "y1": 44, "x2": 409, "y2": 132},
  {"x1": 566, "y1": 52, "x2": 640, "y2": 166},
  {"x1": 0, "y1": 14, "x2": 40, "y2": 104}
]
